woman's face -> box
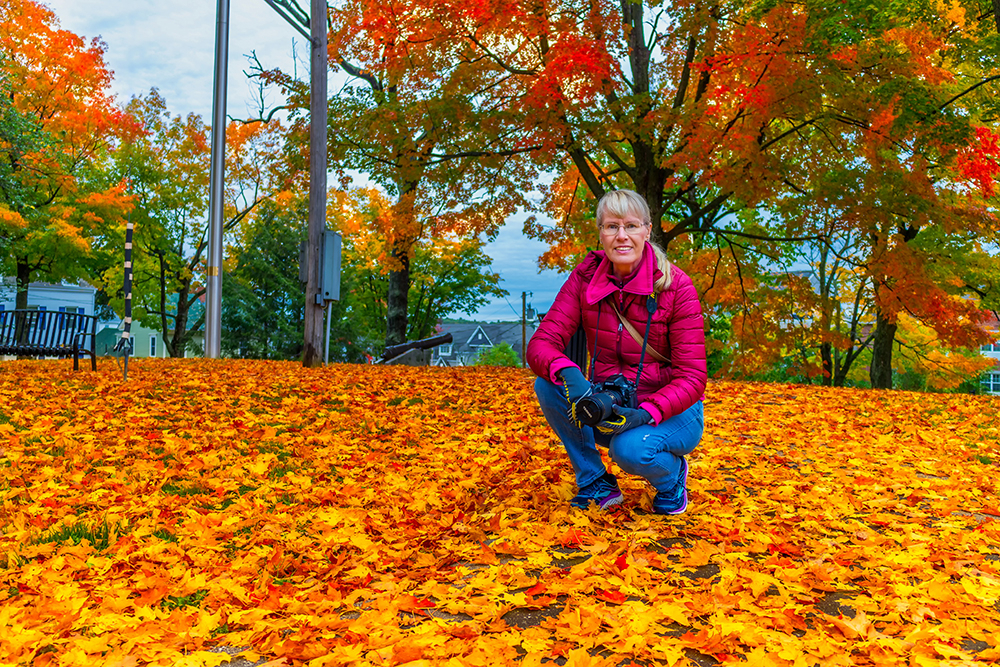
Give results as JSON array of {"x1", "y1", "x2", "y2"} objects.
[{"x1": 599, "y1": 211, "x2": 650, "y2": 278}]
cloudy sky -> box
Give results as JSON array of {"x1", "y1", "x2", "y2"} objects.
[{"x1": 42, "y1": 0, "x2": 566, "y2": 322}]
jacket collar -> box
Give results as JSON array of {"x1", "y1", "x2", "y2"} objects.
[{"x1": 585, "y1": 245, "x2": 659, "y2": 305}]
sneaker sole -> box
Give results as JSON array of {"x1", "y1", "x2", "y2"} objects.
[
  {"x1": 662, "y1": 489, "x2": 688, "y2": 514},
  {"x1": 571, "y1": 490, "x2": 625, "y2": 510},
  {"x1": 599, "y1": 491, "x2": 624, "y2": 509}
]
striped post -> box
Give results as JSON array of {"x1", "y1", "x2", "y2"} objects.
[{"x1": 114, "y1": 211, "x2": 134, "y2": 379}]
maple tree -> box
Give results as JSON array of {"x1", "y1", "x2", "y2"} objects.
[
  {"x1": 420, "y1": 0, "x2": 1000, "y2": 389},
  {"x1": 102, "y1": 92, "x2": 296, "y2": 357},
  {"x1": 750, "y1": 0, "x2": 1000, "y2": 388},
  {"x1": 1, "y1": 359, "x2": 999, "y2": 665},
  {"x1": 0, "y1": 0, "x2": 132, "y2": 308},
  {"x1": 873, "y1": 312, "x2": 995, "y2": 391}
]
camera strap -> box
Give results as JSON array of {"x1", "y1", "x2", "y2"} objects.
[
  {"x1": 587, "y1": 302, "x2": 602, "y2": 382},
  {"x1": 609, "y1": 297, "x2": 669, "y2": 365}
]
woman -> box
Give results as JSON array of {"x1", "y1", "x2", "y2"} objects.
[{"x1": 527, "y1": 189, "x2": 707, "y2": 514}]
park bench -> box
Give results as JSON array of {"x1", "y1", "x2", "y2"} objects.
[{"x1": 0, "y1": 309, "x2": 98, "y2": 370}]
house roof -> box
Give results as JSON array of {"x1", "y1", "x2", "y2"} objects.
[{"x1": 435, "y1": 321, "x2": 537, "y2": 356}]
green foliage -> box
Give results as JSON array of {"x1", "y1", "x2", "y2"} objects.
[
  {"x1": 222, "y1": 199, "x2": 307, "y2": 360},
  {"x1": 0, "y1": 73, "x2": 52, "y2": 266},
  {"x1": 406, "y1": 239, "x2": 509, "y2": 341},
  {"x1": 100, "y1": 91, "x2": 211, "y2": 356},
  {"x1": 704, "y1": 313, "x2": 733, "y2": 379},
  {"x1": 474, "y1": 342, "x2": 522, "y2": 367}
]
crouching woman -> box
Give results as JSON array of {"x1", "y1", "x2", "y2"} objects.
[{"x1": 526, "y1": 189, "x2": 707, "y2": 514}]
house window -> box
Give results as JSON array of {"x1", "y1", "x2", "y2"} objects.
[
  {"x1": 982, "y1": 373, "x2": 1000, "y2": 395},
  {"x1": 439, "y1": 344, "x2": 452, "y2": 356},
  {"x1": 982, "y1": 343, "x2": 1000, "y2": 353},
  {"x1": 150, "y1": 335, "x2": 157, "y2": 358}
]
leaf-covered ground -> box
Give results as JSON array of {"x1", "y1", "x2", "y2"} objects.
[{"x1": 2, "y1": 359, "x2": 999, "y2": 667}]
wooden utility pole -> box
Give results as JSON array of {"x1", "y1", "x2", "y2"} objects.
[{"x1": 301, "y1": 0, "x2": 328, "y2": 367}]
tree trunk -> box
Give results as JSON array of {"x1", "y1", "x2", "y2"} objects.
[
  {"x1": 820, "y1": 341, "x2": 833, "y2": 387},
  {"x1": 869, "y1": 309, "x2": 896, "y2": 389},
  {"x1": 170, "y1": 284, "x2": 192, "y2": 357},
  {"x1": 15, "y1": 260, "x2": 30, "y2": 310},
  {"x1": 385, "y1": 243, "x2": 411, "y2": 348}
]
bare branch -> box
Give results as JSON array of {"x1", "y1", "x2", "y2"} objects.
[
  {"x1": 340, "y1": 59, "x2": 383, "y2": 92},
  {"x1": 938, "y1": 74, "x2": 1000, "y2": 110}
]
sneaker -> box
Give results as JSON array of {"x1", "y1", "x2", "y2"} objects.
[
  {"x1": 570, "y1": 472, "x2": 624, "y2": 509},
  {"x1": 652, "y1": 457, "x2": 688, "y2": 515}
]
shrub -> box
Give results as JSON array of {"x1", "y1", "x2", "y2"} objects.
[{"x1": 474, "y1": 342, "x2": 522, "y2": 367}]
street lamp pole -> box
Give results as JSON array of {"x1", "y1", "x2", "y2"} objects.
[{"x1": 204, "y1": 0, "x2": 230, "y2": 358}]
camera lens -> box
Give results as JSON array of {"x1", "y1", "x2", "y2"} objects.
[{"x1": 576, "y1": 393, "x2": 616, "y2": 426}]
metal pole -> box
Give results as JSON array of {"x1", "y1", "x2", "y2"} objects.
[
  {"x1": 302, "y1": 0, "x2": 328, "y2": 367},
  {"x1": 205, "y1": 0, "x2": 230, "y2": 359},
  {"x1": 324, "y1": 301, "x2": 332, "y2": 365},
  {"x1": 522, "y1": 291, "x2": 527, "y2": 368}
]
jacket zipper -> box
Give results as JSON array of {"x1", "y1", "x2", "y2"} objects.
[{"x1": 616, "y1": 290, "x2": 624, "y2": 369}]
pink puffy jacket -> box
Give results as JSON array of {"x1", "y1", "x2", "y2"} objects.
[{"x1": 527, "y1": 246, "x2": 707, "y2": 425}]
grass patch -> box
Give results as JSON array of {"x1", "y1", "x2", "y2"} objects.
[
  {"x1": 31, "y1": 521, "x2": 119, "y2": 551},
  {"x1": 0, "y1": 411, "x2": 26, "y2": 431},
  {"x1": 268, "y1": 465, "x2": 296, "y2": 480},
  {"x1": 152, "y1": 528, "x2": 178, "y2": 543},
  {"x1": 162, "y1": 589, "x2": 208, "y2": 610},
  {"x1": 162, "y1": 482, "x2": 209, "y2": 496},
  {"x1": 257, "y1": 441, "x2": 292, "y2": 462}
]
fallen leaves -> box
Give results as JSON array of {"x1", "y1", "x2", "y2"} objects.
[{"x1": 1, "y1": 360, "x2": 999, "y2": 665}]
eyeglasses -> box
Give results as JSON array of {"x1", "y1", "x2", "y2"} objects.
[{"x1": 599, "y1": 222, "x2": 646, "y2": 236}]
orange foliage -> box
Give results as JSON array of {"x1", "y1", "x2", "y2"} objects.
[
  {"x1": 0, "y1": 0, "x2": 134, "y2": 279},
  {"x1": 957, "y1": 127, "x2": 1000, "y2": 198},
  {"x1": 2, "y1": 360, "x2": 999, "y2": 665},
  {"x1": 891, "y1": 313, "x2": 996, "y2": 390}
]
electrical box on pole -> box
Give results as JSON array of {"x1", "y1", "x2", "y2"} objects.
[
  {"x1": 319, "y1": 230, "x2": 341, "y2": 303},
  {"x1": 300, "y1": 230, "x2": 342, "y2": 303}
]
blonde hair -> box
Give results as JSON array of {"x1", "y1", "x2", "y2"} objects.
[{"x1": 596, "y1": 189, "x2": 673, "y2": 293}]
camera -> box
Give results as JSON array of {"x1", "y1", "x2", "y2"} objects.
[{"x1": 575, "y1": 374, "x2": 636, "y2": 426}]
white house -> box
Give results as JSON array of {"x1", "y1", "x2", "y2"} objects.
[{"x1": 0, "y1": 279, "x2": 96, "y2": 317}]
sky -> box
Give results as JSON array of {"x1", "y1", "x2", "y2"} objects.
[{"x1": 41, "y1": 0, "x2": 566, "y2": 323}]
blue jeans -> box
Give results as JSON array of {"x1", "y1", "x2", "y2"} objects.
[{"x1": 535, "y1": 376, "x2": 704, "y2": 493}]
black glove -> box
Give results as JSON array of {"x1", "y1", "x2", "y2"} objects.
[
  {"x1": 558, "y1": 367, "x2": 593, "y2": 425},
  {"x1": 595, "y1": 405, "x2": 652, "y2": 435}
]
